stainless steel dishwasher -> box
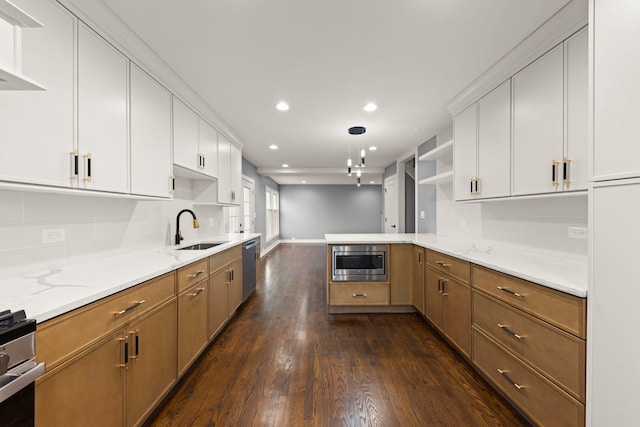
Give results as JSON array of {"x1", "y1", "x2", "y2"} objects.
[{"x1": 242, "y1": 239, "x2": 257, "y2": 302}]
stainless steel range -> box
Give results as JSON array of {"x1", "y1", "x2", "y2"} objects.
[{"x1": 0, "y1": 310, "x2": 45, "y2": 427}]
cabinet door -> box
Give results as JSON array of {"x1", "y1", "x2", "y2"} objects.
[
  {"x1": 453, "y1": 104, "x2": 477, "y2": 201},
  {"x1": 425, "y1": 268, "x2": 443, "y2": 331},
  {"x1": 477, "y1": 80, "x2": 511, "y2": 198},
  {"x1": 442, "y1": 278, "x2": 471, "y2": 358},
  {"x1": 390, "y1": 244, "x2": 413, "y2": 305},
  {"x1": 78, "y1": 24, "x2": 129, "y2": 193},
  {"x1": 591, "y1": 181, "x2": 640, "y2": 424},
  {"x1": 217, "y1": 134, "x2": 232, "y2": 203},
  {"x1": 199, "y1": 119, "x2": 218, "y2": 178},
  {"x1": 208, "y1": 269, "x2": 230, "y2": 339},
  {"x1": 412, "y1": 247, "x2": 425, "y2": 315},
  {"x1": 228, "y1": 259, "x2": 244, "y2": 314},
  {"x1": 565, "y1": 27, "x2": 588, "y2": 191},
  {"x1": 173, "y1": 97, "x2": 200, "y2": 172},
  {"x1": 0, "y1": 0, "x2": 74, "y2": 187},
  {"x1": 593, "y1": 0, "x2": 640, "y2": 180},
  {"x1": 512, "y1": 44, "x2": 564, "y2": 195},
  {"x1": 130, "y1": 64, "x2": 172, "y2": 197},
  {"x1": 177, "y1": 282, "x2": 208, "y2": 375},
  {"x1": 229, "y1": 142, "x2": 242, "y2": 204},
  {"x1": 126, "y1": 299, "x2": 177, "y2": 427},
  {"x1": 36, "y1": 331, "x2": 125, "y2": 427}
]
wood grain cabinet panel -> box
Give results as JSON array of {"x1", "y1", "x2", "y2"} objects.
[
  {"x1": 37, "y1": 272, "x2": 175, "y2": 371},
  {"x1": 209, "y1": 246, "x2": 242, "y2": 274},
  {"x1": 177, "y1": 259, "x2": 209, "y2": 293},
  {"x1": 473, "y1": 290, "x2": 585, "y2": 401},
  {"x1": 412, "y1": 247, "x2": 425, "y2": 314},
  {"x1": 329, "y1": 283, "x2": 390, "y2": 306},
  {"x1": 473, "y1": 329, "x2": 584, "y2": 427},
  {"x1": 177, "y1": 281, "x2": 209, "y2": 375},
  {"x1": 426, "y1": 250, "x2": 470, "y2": 283},
  {"x1": 472, "y1": 265, "x2": 586, "y2": 338},
  {"x1": 390, "y1": 244, "x2": 414, "y2": 305}
]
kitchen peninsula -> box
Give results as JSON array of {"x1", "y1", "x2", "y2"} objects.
[{"x1": 325, "y1": 233, "x2": 587, "y2": 426}]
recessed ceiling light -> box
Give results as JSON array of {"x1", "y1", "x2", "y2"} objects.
[
  {"x1": 282, "y1": 164, "x2": 289, "y2": 168},
  {"x1": 302, "y1": 180, "x2": 307, "y2": 184},
  {"x1": 269, "y1": 144, "x2": 278, "y2": 150},
  {"x1": 276, "y1": 102, "x2": 289, "y2": 111},
  {"x1": 370, "y1": 181, "x2": 375, "y2": 184},
  {"x1": 369, "y1": 146, "x2": 377, "y2": 151},
  {"x1": 363, "y1": 103, "x2": 377, "y2": 112}
]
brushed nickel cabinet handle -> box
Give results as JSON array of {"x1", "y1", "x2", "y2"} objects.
[
  {"x1": 352, "y1": 293, "x2": 367, "y2": 298},
  {"x1": 115, "y1": 300, "x2": 146, "y2": 316},
  {"x1": 435, "y1": 261, "x2": 450, "y2": 267},
  {"x1": 187, "y1": 270, "x2": 205, "y2": 279},
  {"x1": 498, "y1": 369, "x2": 524, "y2": 390},
  {"x1": 498, "y1": 324, "x2": 525, "y2": 340},
  {"x1": 496, "y1": 286, "x2": 523, "y2": 298},
  {"x1": 189, "y1": 287, "x2": 206, "y2": 297}
]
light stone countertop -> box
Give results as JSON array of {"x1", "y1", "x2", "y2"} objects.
[
  {"x1": 1, "y1": 233, "x2": 261, "y2": 323},
  {"x1": 325, "y1": 233, "x2": 587, "y2": 298}
]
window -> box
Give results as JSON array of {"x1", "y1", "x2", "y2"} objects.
[
  {"x1": 226, "y1": 206, "x2": 240, "y2": 233},
  {"x1": 265, "y1": 186, "x2": 279, "y2": 241}
]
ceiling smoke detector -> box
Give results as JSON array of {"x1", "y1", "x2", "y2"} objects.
[{"x1": 348, "y1": 126, "x2": 366, "y2": 135}]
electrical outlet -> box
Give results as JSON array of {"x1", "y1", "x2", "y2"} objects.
[
  {"x1": 42, "y1": 229, "x2": 65, "y2": 243},
  {"x1": 568, "y1": 226, "x2": 587, "y2": 240},
  {"x1": 420, "y1": 211, "x2": 425, "y2": 219}
]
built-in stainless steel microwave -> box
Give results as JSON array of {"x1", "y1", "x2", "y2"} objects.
[{"x1": 331, "y1": 245, "x2": 388, "y2": 282}]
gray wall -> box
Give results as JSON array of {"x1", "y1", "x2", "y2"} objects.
[
  {"x1": 418, "y1": 136, "x2": 437, "y2": 233},
  {"x1": 383, "y1": 161, "x2": 397, "y2": 179},
  {"x1": 405, "y1": 171, "x2": 415, "y2": 233},
  {"x1": 279, "y1": 185, "x2": 383, "y2": 239},
  {"x1": 242, "y1": 158, "x2": 280, "y2": 250}
]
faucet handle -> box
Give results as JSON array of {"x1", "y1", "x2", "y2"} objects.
[{"x1": 179, "y1": 231, "x2": 184, "y2": 241}]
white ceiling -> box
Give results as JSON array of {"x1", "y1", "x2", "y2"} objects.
[{"x1": 101, "y1": 0, "x2": 571, "y2": 185}]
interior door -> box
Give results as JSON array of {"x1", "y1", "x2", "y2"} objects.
[
  {"x1": 384, "y1": 175, "x2": 398, "y2": 233},
  {"x1": 241, "y1": 177, "x2": 255, "y2": 233}
]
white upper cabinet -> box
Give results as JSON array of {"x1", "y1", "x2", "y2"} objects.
[
  {"x1": 593, "y1": 0, "x2": 640, "y2": 181},
  {"x1": 217, "y1": 133, "x2": 241, "y2": 204},
  {"x1": 172, "y1": 97, "x2": 200, "y2": 173},
  {"x1": 0, "y1": 0, "x2": 74, "y2": 187},
  {"x1": 78, "y1": 24, "x2": 129, "y2": 193},
  {"x1": 454, "y1": 80, "x2": 511, "y2": 201},
  {"x1": 172, "y1": 96, "x2": 217, "y2": 179},
  {"x1": 512, "y1": 44, "x2": 564, "y2": 196},
  {"x1": 130, "y1": 64, "x2": 173, "y2": 198},
  {"x1": 198, "y1": 119, "x2": 218, "y2": 178},
  {"x1": 453, "y1": 104, "x2": 477, "y2": 201},
  {"x1": 565, "y1": 27, "x2": 588, "y2": 191}
]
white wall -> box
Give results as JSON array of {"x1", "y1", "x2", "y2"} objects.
[
  {"x1": 0, "y1": 177, "x2": 230, "y2": 281},
  {"x1": 434, "y1": 127, "x2": 588, "y2": 256}
]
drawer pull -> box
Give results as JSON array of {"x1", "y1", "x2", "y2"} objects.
[
  {"x1": 496, "y1": 286, "x2": 523, "y2": 298},
  {"x1": 189, "y1": 287, "x2": 206, "y2": 297},
  {"x1": 115, "y1": 300, "x2": 146, "y2": 316},
  {"x1": 435, "y1": 261, "x2": 451, "y2": 268},
  {"x1": 498, "y1": 324, "x2": 525, "y2": 340},
  {"x1": 187, "y1": 270, "x2": 206, "y2": 279},
  {"x1": 352, "y1": 293, "x2": 367, "y2": 298},
  {"x1": 498, "y1": 368, "x2": 525, "y2": 390}
]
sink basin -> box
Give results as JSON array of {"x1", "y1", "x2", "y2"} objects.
[{"x1": 177, "y1": 242, "x2": 225, "y2": 251}]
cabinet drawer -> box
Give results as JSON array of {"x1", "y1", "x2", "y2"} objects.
[
  {"x1": 473, "y1": 290, "x2": 586, "y2": 401},
  {"x1": 472, "y1": 265, "x2": 586, "y2": 338},
  {"x1": 473, "y1": 329, "x2": 584, "y2": 427},
  {"x1": 37, "y1": 272, "x2": 176, "y2": 371},
  {"x1": 209, "y1": 246, "x2": 242, "y2": 274},
  {"x1": 329, "y1": 283, "x2": 390, "y2": 305},
  {"x1": 426, "y1": 250, "x2": 470, "y2": 283},
  {"x1": 177, "y1": 259, "x2": 208, "y2": 292}
]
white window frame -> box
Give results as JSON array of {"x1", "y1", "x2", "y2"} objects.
[{"x1": 265, "y1": 185, "x2": 279, "y2": 241}]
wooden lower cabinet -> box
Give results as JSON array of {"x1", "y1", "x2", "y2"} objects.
[
  {"x1": 177, "y1": 280, "x2": 209, "y2": 375},
  {"x1": 329, "y1": 283, "x2": 390, "y2": 305},
  {"x1": 36, "y1": 330, "x2": 126, "y2": 427},
  {"x1": 412, "y1": 247, "x2": 425, "y2": 315},
  {"x1": 425, "y1": 266, "x2": 471, "y2": 358},
  {"x1": 390, "y1": 244, "x2": 414, "y2": 305},
  {"x1": 473, "y1": 328, "x2": 584, "y2": 427},
  {"x1": 228, "y1": 259, "x2": 243, "y2": 314},
  {"x1": 208, "y1": 268, "x2": 230, "y2": 339},
  {"x1": 126, "y1": 300, "x2": 177, "y2": 426}
]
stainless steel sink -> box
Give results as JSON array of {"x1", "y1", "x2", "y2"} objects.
[{"x1": 177, "y1": 242, "x2": 225, "y2": 250}]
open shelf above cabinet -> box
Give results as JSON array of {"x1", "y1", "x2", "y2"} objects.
[
  {"x1": 418, "y1": 139, "x2": 453, "y2": 163},
  {"x1": 418, "y1": 170, "x2": 453, "y2": 185}
]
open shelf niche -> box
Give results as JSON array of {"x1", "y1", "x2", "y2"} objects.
[{"x1": 418, "y1": 138, "x2": 453, "y2": 185}]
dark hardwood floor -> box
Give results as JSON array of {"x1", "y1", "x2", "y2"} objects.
[{"x1": 149, "y1": 243, "x2": 529, "y2": 427}]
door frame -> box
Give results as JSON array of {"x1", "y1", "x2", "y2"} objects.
[{"x1": 241, "y1": 175, "x2": 255, "y2": 233}]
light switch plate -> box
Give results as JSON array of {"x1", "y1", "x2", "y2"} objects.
[{"x1": 568, "y1": 226, "x2": 587, "y2": 240}]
